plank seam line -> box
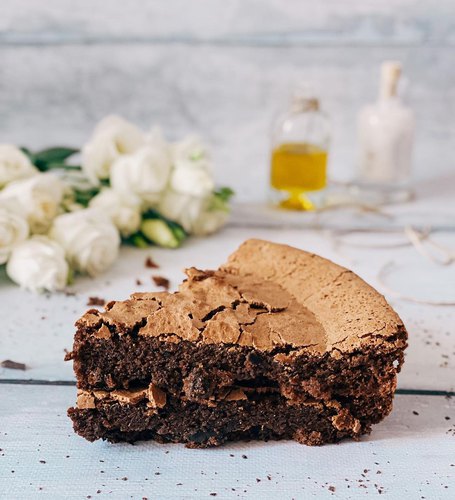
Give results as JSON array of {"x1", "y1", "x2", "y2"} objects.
[
  {"x1": 0, "y1": 38, "x2": 453, "y2": 49},
  {"x1": 0, "y1": 379, "x2": 453, "y2": 396}
]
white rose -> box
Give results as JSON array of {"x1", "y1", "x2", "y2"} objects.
[
  {"x1": 89, "y1": 188, "x2": 141, "y2": 237},
  {"x1": 146, "y1": 126, "x2": 172, "y2": 161},
  {"x1": 0, "y1": 144, "x2": 38, "y2": 188},
  {"x1": 82, "y1": 115, "x2": 145, "y2": 183},
  {"x1": 110, "y1": 146, "x2": 171, "y2": 208},
  {"x1": 172, "y1": 135, "x2": 210, "y2": 165},
  {"x1": 159, "y1": 190, "x2": 206, "y2": 232},
  {"x1": 0, "y1": 173, "x2": 65, "y2": 234},
  {"x1": 159, "y1": 189, "x2": 229, "y2": 235},
  {"x1": 6, "y1": 236, "x2": 69, "y2": 292},
  {"x1": 169, "y1": 164, "x2": 214, "y2": 197},
  {"x1": 49, "y1": 208, "x2": 120, "y2": 277},
  {"x1": 0, "y1": 202, "x2": 29, "y2": 264},
  {"x1": 191, "y1": 209, "x2": 229, "y2": 236}
]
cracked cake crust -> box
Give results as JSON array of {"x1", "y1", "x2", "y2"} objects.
[{"x1": 75, "y1": 240, "x2": 404, "y2": 354}]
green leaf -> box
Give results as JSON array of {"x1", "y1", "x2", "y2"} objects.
[
  {"x1": 66, "y1": 267, "x2": 75, "y2": 286},
  {"x1": 39, "y1": 162, "x2": 82, "y2": 171},
  {"x1": 20, "y1": 147, "x2": 33, "y2": 159},
  {"x1": 33, "y1": 147, "x2": 79, "y2": 164},
  {"x1": 166, "y1": 220, "x2": 187, "y2": 242},
  {"x1": 208, "y1": 187, "x2": 234, "y2": 213},
  {"x1": 21, "y1": 146, "x2": 79, "y2": 172},
  {"x1": 73, "y1": 187, "x2": 101, "y2": 207},
  {"x1": 126, "y1": 233, "x2": 150, "y2": 249},
  {"x1": 214, "y1": 187, "x2": 235, "y2": 203},
  {"x1": 141, "y1": 208, "x2": 162, "y2": 221}
]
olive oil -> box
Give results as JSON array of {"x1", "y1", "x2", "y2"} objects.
[
  {"x1": 271, "y1": 142, "x2": 327, "y2": 210},
  {"x1": 269, "y1": 91, "x2": 330, "y2": 211}
]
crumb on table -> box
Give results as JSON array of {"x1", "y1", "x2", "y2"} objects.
[
  {"x1": 145, "y1": 257, "x2": 159, "y2": 269},
  {"x1": 87, "y1": 297, "x2": 105, "y2": 306},
  {"x1": 1, "y1": 359, "x2": 27, "y2": 370},
  {"x1": 152, "y1": 276, "x2": 170, "y2": 290}
]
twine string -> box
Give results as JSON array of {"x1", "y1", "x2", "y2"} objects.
[{"x1": 322, "y1": 204, "x2": 455, "y2": 306}]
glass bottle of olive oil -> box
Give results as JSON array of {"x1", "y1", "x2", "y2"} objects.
[{"x1": 270, "y1": 93, "x2": 330, "y2": 210}]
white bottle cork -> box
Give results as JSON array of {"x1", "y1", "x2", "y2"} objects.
[{"x1": 379, "y1": 61, "x2": 401, "y2": 100}]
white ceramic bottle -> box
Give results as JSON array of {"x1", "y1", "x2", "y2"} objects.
[{"x1": 356, "y1": 61, "x2": 415, "y2": 203}]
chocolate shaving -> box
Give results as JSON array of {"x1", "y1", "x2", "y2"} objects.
[
  {"x1": 1, "y1": 359, "x2": 27, "y2": 370},
  {"x1": 87, "y1": 297, "x2": 105, "y2": 306},
  {"x1": 145, "y1": 257, "x2": 159, "y2": 269},
  {"x1": 152, "y1": 276, "x2": 170, "y2": 290}
]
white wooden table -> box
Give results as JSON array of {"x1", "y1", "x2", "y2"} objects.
[{"x1": 1, "y1": 201, "x2": 455, "y2": 499}]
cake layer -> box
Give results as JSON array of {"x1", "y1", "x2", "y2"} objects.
[
  {"x1": 70, "y1": 331, "x2": 403, "y2": 420},
  {"x1": 68, "y1": 386, "x2": 380, "y2": 448}
]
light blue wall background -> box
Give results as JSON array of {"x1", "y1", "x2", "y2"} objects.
[{"x1": 1, "y1": 0, "x2": 454, "y2": 200}]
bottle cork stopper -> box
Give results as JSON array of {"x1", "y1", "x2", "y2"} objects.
[
  {"x1": 291, "y1": 83, "x2": 320, "y2": 111},
  {"x1": 379, "y1": 61, "x2": 402, "y2": 100}
]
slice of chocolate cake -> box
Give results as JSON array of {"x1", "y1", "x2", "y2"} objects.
[{"x1": 67, "y1": 239, "x2": 407, "y2": 447}]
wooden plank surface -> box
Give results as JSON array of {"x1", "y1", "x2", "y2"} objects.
[
  {"x1": 1, "y1": 226, "x2": 454, "y2": 391},
  {"x1": 1, "y1": 384, "x2": 454, "y2": 499}
]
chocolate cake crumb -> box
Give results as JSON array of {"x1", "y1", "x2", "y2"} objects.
[
  {"x1": 1, "y1": 360, "x2": 27, "y2": 370},
  {"x1": 412, "y1": 411, "x2": 419, "y2": 416},
  {"x1": 145, "y1": 256, "x2": 159, "y2": 269},
  {"x1": 136, "y1": 279, "x2": 143, "y2": 286},
  {"x1": 87, "y1": 297, "x2": 105, "y2": 306},
  {"x1": 152, "y1": 275, "x2": 170, "y2": 290}
]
